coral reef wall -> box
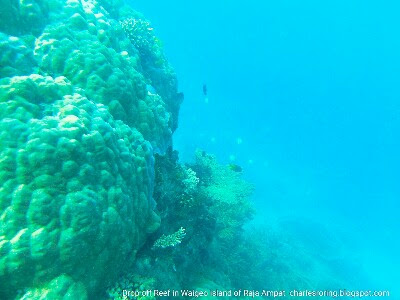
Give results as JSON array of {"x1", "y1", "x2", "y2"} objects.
[{"x1": 0, "y1": 0, "x2": 182, "y2": 298}]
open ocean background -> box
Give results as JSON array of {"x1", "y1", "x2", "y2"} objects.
[{"x1": 130, "y1": 0, "x2": 399, "y2": 295}]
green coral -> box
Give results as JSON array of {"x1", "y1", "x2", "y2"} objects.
[
  {"x1": 192, "y1": 150, "x2": 255, "y2": 243},
  {"x1": 0, "y1": 75, "x2": 162, "y2": 298},
  {"x1": 0, "y1": 0, "x2": 181, "y2": 299},
  {"x1": 182, "y1": 167, "x2": 199, "y2": 194},
  {"x1": 118, "y1": 150, "x2": 256, "y2": 298},
  {"x1": 0, "y1": 33, "x2": 37, "y2": 77},
  {"x1": 107, "y1": 147, "x2": 366, "y2": 299},
  {"x1": 152, "y1": 227, "x2": 186, "y2": 249},
  {"x1": 120, "y1": 17, "x2": 165, "y2": 67},
  {"x1": 119, "y1": 12, "x2": 183, "y2": 132},
  {"x1": 0, "y1": 0, "x2": 49, "y2": 36}
]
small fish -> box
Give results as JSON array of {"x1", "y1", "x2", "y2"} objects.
[
  {"x1": 203, "y1": 84, "x2": 207, "y2": 96},
  {"x1": 228, "y1": 163, "x2": 242, "y2": 172}
]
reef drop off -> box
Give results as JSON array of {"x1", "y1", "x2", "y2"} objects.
[{"x1": 0, "y1": 0, "x2": 182, "y2": 298}]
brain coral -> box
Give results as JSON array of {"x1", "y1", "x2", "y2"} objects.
[{"x1": 0, "y1": 0, "x2": 181, "y2": 298}]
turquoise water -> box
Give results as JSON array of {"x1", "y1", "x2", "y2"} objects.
[
  {"x1": 133, "y1": 0, "x2": 400, "y2": 296},
  {"x1": 0, "y1": 0, "x2": 399, "y2": 298}
]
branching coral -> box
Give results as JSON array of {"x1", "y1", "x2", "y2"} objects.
[
  {"x1": 120, "y1": 17, "x2": 165, "y2": 67},
  {"x1": 128, "y1": 150, "x2": 256, "y2": 295},
  {"x1": 191, "y1": 150, "x2": 255, "y2": 243},
  {"x1": 119, "y1": 15, "x2": 182, "y2": 133},
  {"x1": 152, "y1": 227, "x2": 186, "y2": 249},
  {"x1": 182, "y1": 167, "x2": 199, "y2": 194}
]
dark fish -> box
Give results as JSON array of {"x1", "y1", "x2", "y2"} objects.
[
  {"x1": 203, "y1": 84, "x2": 207, "y2": 96},
  {"x1": 177, "y1": 92, "x2": 184, "y2": 103},
  {"x1": 228, "y1": 164, "x2": 242, "y2": 172}
]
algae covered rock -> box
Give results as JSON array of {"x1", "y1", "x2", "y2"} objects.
[{"x1": 0, "y1": 0, "x2": 181, "y2": 298}]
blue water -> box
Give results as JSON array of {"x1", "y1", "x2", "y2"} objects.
[{"x1": 131, "y1": 0, "x2": 400, "y2": 295}]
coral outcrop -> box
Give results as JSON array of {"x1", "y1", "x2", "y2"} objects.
[
  {"x1": 152, "y1": 227, "x2": 186, "y2": 249},
  {"x1": 0, "y1": 0, "x2": 181, "y2": 298}
]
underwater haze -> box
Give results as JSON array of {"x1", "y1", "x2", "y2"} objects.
[
  {"x1": 0, "y1": 0, "x2": 399, "y2": 298},
  {"x1": 133, "y1": 0, "x2": 400, "y2": 296}
]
